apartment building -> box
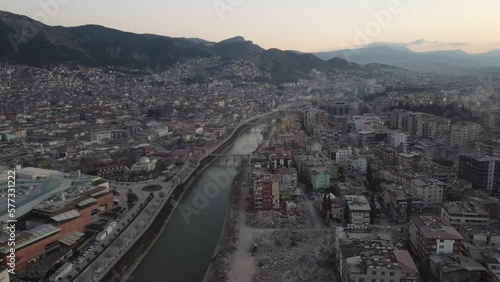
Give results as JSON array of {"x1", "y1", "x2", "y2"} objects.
[
  {"x1": 329, "y1": 101, "x2": 351, "y2": 116},
  {"x1": 396, "y1": 152, "x2": 420, "y2": 170},
  {"x1": 410, "y1": 177, "x2": 446, "y2": 208},
  {"x1": 459, "y1": 154, "x2": 500, "y2": 193},
  {"x1": 334, "y1": 147, "x2": 353, "y2": 167},
  {"x1": 310, "y1": 168, "x2": 331, "y2": 192},
  {"x1": 303, "y1": 108, "x2": 328, "y2": 127},
  {"x1": 345, "y1": 195, "x2": 371, "y2": 224},
  {"x1": 441, "y1": 201, "x2": 490, "y2": 226},
  {"x1": 382, "y1": 183, "x2": 423, "y2": 224},
  {"x1": 275, "y1": 168, "x2": 298, "y2": 199},
  {"x1": 450, "y1": 122, "x2": 481, "y2": 149},
  {"x1": 253, "y1": 175, "x2": 280, "y2": 210},
  {"x1": 357, "y1": 131, "x2": 377, "y2": 148},
  {"x1": 430, "y1": 164, "x2": 456, "y2": 184},
  {"x1": 409, "y1": 216, "x2": 464, "y2": 261},
  {"x1": 340, "y1": 240, "x2": 419, "y2": 282},
  {"x1": 390, "y1": 131, "x2": 410, "y2": 152},
  {"x1": 389, "y1": 109, "x2": 406, "y2": 130},
  {"x1": 90, "y1": 131, "x2": 112, "y2": 142},
  {"x1": 424, "y1": 117, "x2": 450, "y2": 139}
]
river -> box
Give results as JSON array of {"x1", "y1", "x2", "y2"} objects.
[{"x1": 131, "y1": 126, "x2": 264, "y2": 282}]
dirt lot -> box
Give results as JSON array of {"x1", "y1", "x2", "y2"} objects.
[{"x1": 251, "y1": 229, "x2": 340, "y2": 282}]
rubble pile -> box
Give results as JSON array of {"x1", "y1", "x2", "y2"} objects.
[
  {"x1": 252, "y1": 230, "x2": 339, "y2": 282},
  {"x1": 246, "y1": 200, "x2": 312, "y2": 229}
]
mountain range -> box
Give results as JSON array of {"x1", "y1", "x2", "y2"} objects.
[
  {"x1": 314, "y1": 44, "x2": 500, "y2": 73},
  {"x1": 5, "y1": 10, "x2": 497, "y2": 79},
  {"x1": 0, "y1": 11, "x2": 365, "y2": 82}
]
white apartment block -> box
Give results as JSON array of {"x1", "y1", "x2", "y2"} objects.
[
  {"x1": 410, "y1": 177, "x2": 446, "y2": 208},
  {"x1": 335, "y1": 148, "x2": 353, "y2": 167},
  {"x1": 449, "y1": 121, "x2": 481, "y2": 148},
  {"x1": 441, "y1": 201, "x2": 489, "y2": 226},
  {"x1": 348, "y1": 158, "x2": 368, "y2": 174},
  {"x1": 390, "y1": 131, "x2": 409, "y2": 152},
  {"x1": 91, "y1": 131, "x2": 112, "y2": 142}
]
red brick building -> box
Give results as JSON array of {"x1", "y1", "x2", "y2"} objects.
[
  {"x1": 253, "y1": 175, "x2": 280, "y2": 210},
  {"x1": 1, "y1": 186, "x2": 114, "y2": 268},
  {"x1": 409, "y1": 215, "x2": 464, "y2": 261}
]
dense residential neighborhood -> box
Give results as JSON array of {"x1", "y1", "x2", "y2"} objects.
[{"x1": 1, "y1": 6, "x2": 500, "y2": 282}]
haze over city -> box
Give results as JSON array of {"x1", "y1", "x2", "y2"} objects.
[
  {"x1": 1, "y1": 0, "x2": 500, "y2": 53},
  {"x1": 1, "y1": 2, "x2": 500, "y2": 282}
]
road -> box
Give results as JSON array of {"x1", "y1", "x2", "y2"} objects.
[
  {"x1": 227, "y1": 172, "x2": 258, "y2": 282},
  {"x1": 67, "y1": 176, "x2": 176, "y2": 282},
  {"x1": 304, "y1": 193, "x2": 323, "y2": 230}
]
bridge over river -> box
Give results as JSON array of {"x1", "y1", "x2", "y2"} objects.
[{"x1": 130, "y1": 124, "x2": 265, "y2": 282}]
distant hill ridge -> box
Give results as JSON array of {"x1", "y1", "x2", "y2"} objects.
[
  {"x1": 0, "y1": 10, "x2": 363, "y2": 82},
  {"x1": 314, "y1": 44, "x2": 500, "y2": 72}
]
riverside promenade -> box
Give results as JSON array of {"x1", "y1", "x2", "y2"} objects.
[{"x1": 70, "y1": 111, "x2": 276, "y2": 282}]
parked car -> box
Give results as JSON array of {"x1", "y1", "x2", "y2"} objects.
[
  {"x1": 83, "y1": 251, "x2": 89, "y2": 256},
  {"x1": 89, "y1": 245, "x2": 95, "y2": 250},
  {"x1": 95, "y1": 267, "x2": 103, "y2": 273},
  {"x1": 77, "y1": 257, "x2": 84, "y2": 264}
]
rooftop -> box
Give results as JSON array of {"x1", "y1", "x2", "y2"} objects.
[
  {"x1": 461, "y1": 154, "x2": 500, "y2": 162},
  {"x1": 33, "y1": 184, "x2": 108, "y2": 214},
  {"x1": 345, "y1": 195, "x2": 371, "y2": 211},
  {"x1": 17, "y1": 167, "x2": 63, "y2": 177},
  {"x1": 341, "y1": 240, "x2": 401, "y2": 272},
  {"x1": 393, "y1": 250, "x2": 419, "y2": 274},
  {"x1": 412, "y1": 216, "x2": 464, "y2": 240},
  {"x1": 442, "y1": 201, "x2": 489, "y2": 217},
  {"x1": 411, "y1": 177, "x2": 445, "y2": 187},
  {"x1": 430, "y1": 254, "x2": 486, "y2": 273}
]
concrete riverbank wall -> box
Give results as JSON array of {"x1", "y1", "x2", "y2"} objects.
[{"x1": 102, "y1": 116, "x2": 272, "y2": 282}]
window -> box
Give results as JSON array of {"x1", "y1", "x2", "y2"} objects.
[
  {"x1": 358, "y1": 279, "x2": 364, "y2": 282},
  {"x1": 381, "y1": 272, "x2": 385, "y2": 275},
  {"x1": 389, "y1": 272, "x2": 394, "y2": 276},
  {"x1": 372, "y1": 270, "x2": 377, "y2": 275}
]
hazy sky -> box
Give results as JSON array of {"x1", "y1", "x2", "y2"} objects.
[{"x1": 1, "y1": 0, "x2": 499, "y2": 53}]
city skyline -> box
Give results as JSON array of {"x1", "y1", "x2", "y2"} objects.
[
  {"x1": 2, "y1": 2, "x2": 500, "y2": 282},
  {"x1": 1, "y1": 0, "x2": 500, "y2": 54}
]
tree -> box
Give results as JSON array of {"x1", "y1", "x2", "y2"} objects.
[
  {"x1": 366, "y1": 163, "x2": 373, "y2": 183},
  {"x1": 369, "y1": 194, "x2": 377, "y2": 224},
  {"x1": 361, "y1": 105, "x2": 370, "y2": 114}
]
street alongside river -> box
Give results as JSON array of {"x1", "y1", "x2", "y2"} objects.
[{"x1": 131, "y1": 126, "x2": 264, "y2": 282}]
